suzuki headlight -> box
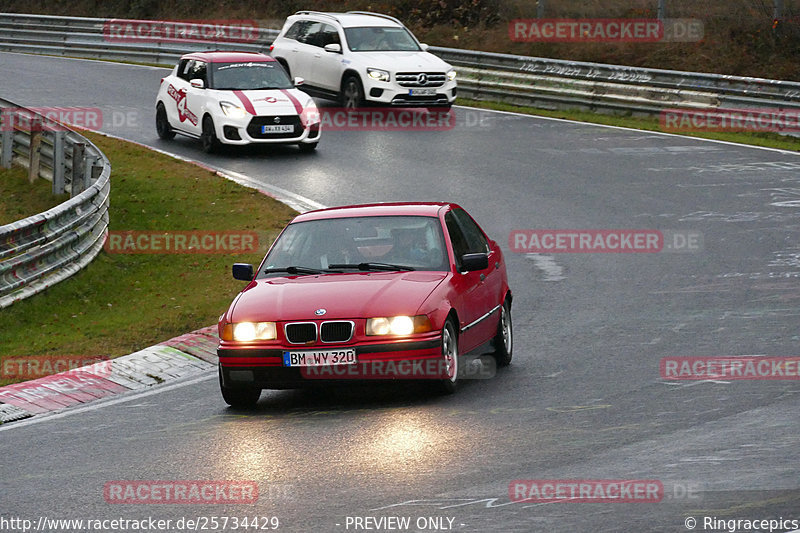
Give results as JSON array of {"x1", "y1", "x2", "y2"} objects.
[
  {"x1": 301, "y1": 101, "x2": 320, "y2": 127},
  {"x1": 367, "y1": 68, "x2": 390, "y2": 82},
  {"x1": 220, "y1": 101, "x2": 247, "y2": 119}
]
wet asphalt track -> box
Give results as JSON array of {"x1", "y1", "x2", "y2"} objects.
[{"x1": 1, "y1": 51, "x2": 800, "y2": 532}]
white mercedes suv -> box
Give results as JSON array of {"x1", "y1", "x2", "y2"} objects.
[{"x1": 269, "y1": 11, "x2": 457, "y2": 108}]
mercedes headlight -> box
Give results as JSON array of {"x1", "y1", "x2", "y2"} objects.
[{"x1": 367, "y1": 68, "x2": 390, "y2": 82}]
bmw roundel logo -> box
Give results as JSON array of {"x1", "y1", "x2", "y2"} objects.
[{"x1": 315, "y1": 308, "x2": 327, "y2": 316}]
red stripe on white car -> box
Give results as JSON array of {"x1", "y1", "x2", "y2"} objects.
[
  {"x1": 280, "y1": 89, "x2": 304, "y2": 114},
  {"x1": 233, "y1": 90, "x2": 257, "y2": 115}
]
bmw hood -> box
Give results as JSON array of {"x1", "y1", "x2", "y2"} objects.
[{"x1": 229, "y1": 271, "x2": 448, "y2": 321}]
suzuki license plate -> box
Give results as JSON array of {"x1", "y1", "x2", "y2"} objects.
[{"x1": 262, "y1": 125, "x2": 294, "y2": 133}]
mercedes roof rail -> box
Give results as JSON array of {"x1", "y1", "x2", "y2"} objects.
[
  {"x1": 345, "y1": 11, "x2": 404, "y2": 26},
  {"x1": 293, "y1": 11, "x2": 341, "y2": 23}
]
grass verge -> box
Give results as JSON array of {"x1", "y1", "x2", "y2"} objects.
[
  {"x1": 459, "y1": 98, "x2": 800, "y2": 152},
  {"x1": 0, "y1": 165, "x2": 68, "y2": 225},
  {"x1": 0, "y1": 132, "x2": 296, "y2": 386}
]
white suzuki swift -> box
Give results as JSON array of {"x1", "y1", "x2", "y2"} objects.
[{"x1": 155, "y1": 51, "x2": 321, "y2": 152}]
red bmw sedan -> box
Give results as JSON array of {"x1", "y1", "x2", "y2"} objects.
[{"x1": 217, "y1": 202, "x2": 512, "y2": 407}]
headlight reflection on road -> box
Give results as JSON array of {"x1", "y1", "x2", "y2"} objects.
[
  {"x1": 218, "y1": 423, "x2": 277, "y2": 480},
  {"x1": 213, "y1": 407, "x2": 466, "y2": 482},
  {"x1": 352, "y1": 412, "x2": 455, "y2": 474}
]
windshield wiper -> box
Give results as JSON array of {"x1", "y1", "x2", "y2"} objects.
[
  {"x1": 263, "y1": 266, "x2": 340, "y2": 275},
  {"x1": 328, "y1": 262, "x2": 415, "y2": 272}
]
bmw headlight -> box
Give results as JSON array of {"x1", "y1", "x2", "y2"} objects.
[
  {"x1": 223, "y1": 321, "x2": 277, "y2": 342},
  {"x1": 367, "y1": 68, "x2": 390, "y2": 82},
  {"x1": 220, "y1": 101, "x2": 247, "y2": 119},
  {"x1": 366, "y1": 315, "x2": 433, "y2": 336},
  {"x1": 447, "y1": 69, "x2": 457, "y2": 82}
]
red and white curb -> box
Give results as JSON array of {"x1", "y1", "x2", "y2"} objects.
[{"x1": 0, "y1": 326, "x2": 218, "y2": 424}]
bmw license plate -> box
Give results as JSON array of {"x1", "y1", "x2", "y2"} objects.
[
  {"x1": 409, "y1": 88, "x2": 436, "y2": 96},
  {"x1": 283, "y1": 349, "x2": 356, "y2": 367},
  {"x1": 262, "y1": 125, "x2": 294, "y2": 133}
]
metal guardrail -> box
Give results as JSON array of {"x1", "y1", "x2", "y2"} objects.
[
  {"x1": 0, "y1": 13, "x2": 278, "y2": 65},
  {"x1": 2, "y1": 12, "x2": 800, "y2": 117},
  {"x1": 432, "y1": 47, "x2": 800, "y2": 115},
  {"x1": 0, "y1": 97, "x2": 110, "y2": 308}
]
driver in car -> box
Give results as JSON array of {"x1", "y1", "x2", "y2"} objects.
[{"x1": 389, "y1": 227, "x2": 430, "y2": 266}]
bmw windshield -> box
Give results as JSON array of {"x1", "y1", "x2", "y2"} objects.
[{"x1": 258, "y1": 215, "x2": 449, "y2": 277}]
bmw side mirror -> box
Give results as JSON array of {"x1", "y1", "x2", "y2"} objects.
[
  {"x1": 324, "y1": 43, "x2": 342, "y2": 53},
  {"x1": 293, "y1": 77, "x2": 305, "y2": 86},
  {"x1": 460, "y1": 253, "x2": 489, "y2": 272},
  {"x1": 190, "y1": 78, "x2": 205, "y2": 89},
  {"x1": 232, "y1": 263, "x2": 254, "y2": 281}
]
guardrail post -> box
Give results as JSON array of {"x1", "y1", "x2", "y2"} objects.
[
  {"x1": 71, "y1": 142, "x2": 86, "y2": 194},
  {"x1": 537, "y1": 0, "x2": 545, "y2": 18},
  {"x1": 52, "y1": 130, "x2": 66, "y2": 194},
  {"x1": 28, "y1": 131, "x2": 41, "y2": 183},
  {"x1": 0, "y1": 109, "x2": 12, "y2": 169},
  {"x1": 90, "y1": 161, "x2": 102, "y2": 182},
  {"x1": 657, "y1": 0, "x2": 666, "y2": 20},
  {"x1": 774, "y1": 0, "x2": 784, "y2": 20}
]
